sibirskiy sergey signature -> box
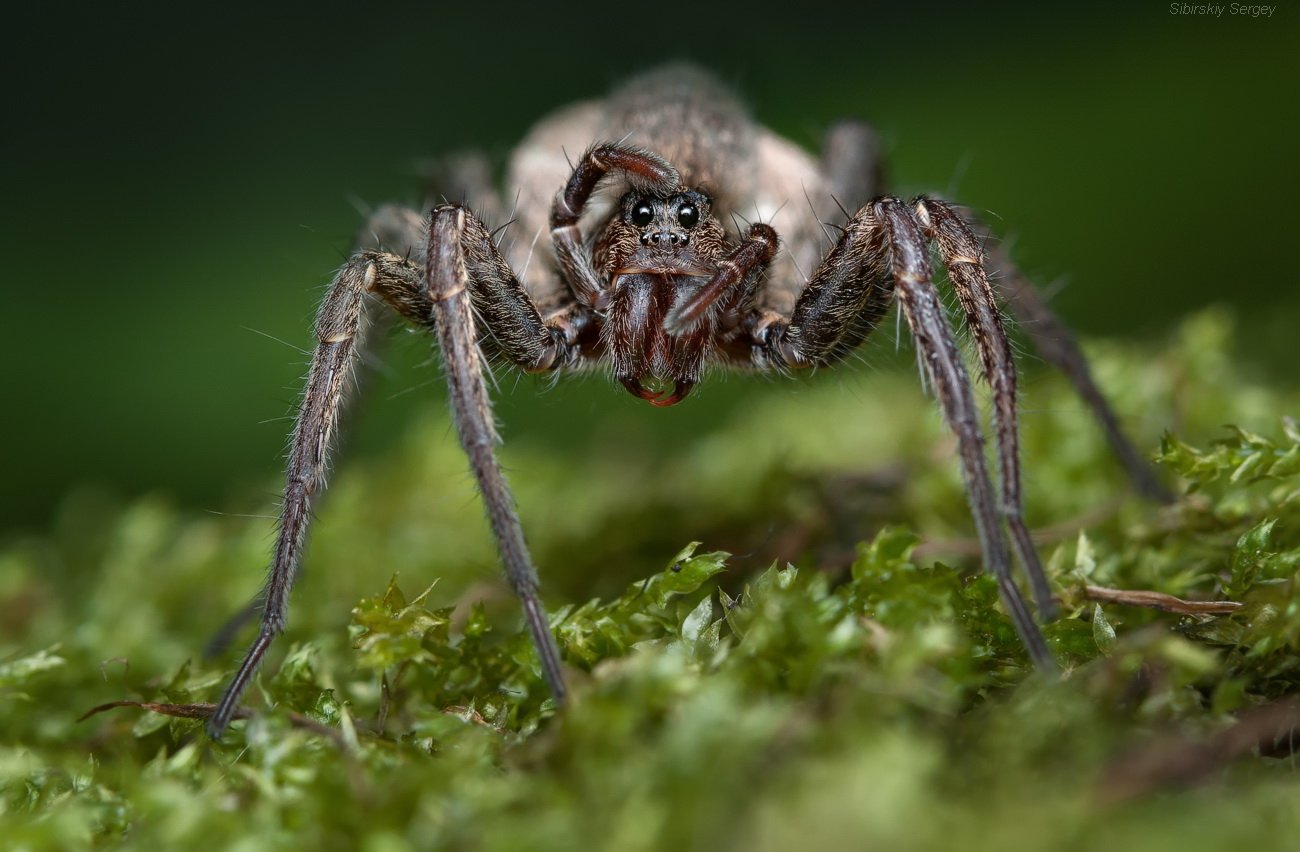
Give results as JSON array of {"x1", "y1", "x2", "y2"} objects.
[{"x1": 1169, "y1": 3, "x2": 1276, "y2": 15}]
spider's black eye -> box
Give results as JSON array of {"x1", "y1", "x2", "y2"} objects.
[
  {"x1": 631, "y1": 202, "x2": 654, "y2": 227},
  {"x1": 677, "y1": 203, "x2": 699, "y2": 229}
]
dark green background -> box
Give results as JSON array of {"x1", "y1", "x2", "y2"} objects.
[{"x1": 3, "y1": 2, "x2": 1296, "y2": 533}]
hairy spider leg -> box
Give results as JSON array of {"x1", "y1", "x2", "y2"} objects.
[
  {"x1": 208, "y1": 252, "x2": 428, "y2": 738},
  {"x1": 208, "y1": 205, "x2": 578, "y2": 739},
  {"x1": 816, "y1": 123, "x2": 1167, "y2": 506},
  {"x1": 745, "y1": 199, "x2": 1055, "y2": 671},
  {"x1": 426, "y1": 204, "x2": 574, "y2": 709},
  {"x1": 664, "y1": 222, "x2": 778, "y2": 335},
  {"x1": 915, "y1": 197, "x2": 1056, "y2": 618},
  {"x1": 873, "y1": 199, "x2": 1053, "y2": 669}
]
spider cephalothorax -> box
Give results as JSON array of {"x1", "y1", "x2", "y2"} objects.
[
  {"x1": 206, "y1": 65, "x2": 1169, "y2": 739},
  {"x1": 593, "y1": 187, "x2": 753, "y2": 405}
]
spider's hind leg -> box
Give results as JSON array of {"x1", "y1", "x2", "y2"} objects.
[
  {"x1": 979, "y1": 229, "x2": 1172, "y2": 503},
  {"x1": 209, "y1": 249, "x2": 430, "y2": 738},
  {"x1": 204, "y1": 205, "x2": 430, "y2": 662},
  {"x1": 820, "y1": 119, "x2": 886, "y2": 215}
]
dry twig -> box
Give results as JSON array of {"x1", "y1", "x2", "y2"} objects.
[{"x1": 1084, "y1": 585, "x2": 1242, "y2": 616}]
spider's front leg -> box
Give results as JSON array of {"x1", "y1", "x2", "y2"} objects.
[
  {"x1": 913, "y1": 198, "x2": 1056, "y2": 619},
  {"x1": 750, "y1": 201, "x2": 1055, "y2": 671},
  {"x1": 426, "y1": 204, "x2": 577, "y2": 707},
  {"x1": 209, "y1": 208, "x2": 577, "y2": 739},
  {"x1": 878, "y1": 200, "x2": 1052, "y2": 666},
  {"x1": 818, "y1": 125, "x2": 1167, "y2": 505}
]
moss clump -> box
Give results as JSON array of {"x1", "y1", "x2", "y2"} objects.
[{"x1": 3, "y1": 309, "x2": 1300, "y2": 850}]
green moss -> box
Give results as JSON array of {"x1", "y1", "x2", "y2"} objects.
[{"x1": 3, "y1": 309, "x2": 1300, "y2": 850}]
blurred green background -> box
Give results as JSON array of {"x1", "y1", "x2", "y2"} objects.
[{"x1": 3, "y1": 1, "x2": 1297, "y2": 534}]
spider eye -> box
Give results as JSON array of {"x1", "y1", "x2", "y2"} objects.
[
  {"x1": 631, "y1": 202, "x2": 654, "y2": 227},
  {"x1": 677, "y1": 203, "x2": 699, "y2": 229}
]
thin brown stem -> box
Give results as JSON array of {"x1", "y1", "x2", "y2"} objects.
[{"x1": 1084, "y1": 585, "x2": 1242, "y2": 616}]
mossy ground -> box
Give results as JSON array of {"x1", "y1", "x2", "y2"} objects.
[{"x1": 4, "y1": 310, "x2": 1300, "y2": 850}]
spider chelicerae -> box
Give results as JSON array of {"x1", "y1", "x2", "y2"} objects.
[{"x1": 207, "y1": 65, "x2": 1167, "y2": 738}]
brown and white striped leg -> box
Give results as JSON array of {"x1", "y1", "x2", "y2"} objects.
[
  {"x1": 210, "y1": 203, "x2": 575, "y2": 737},
  {"x1": 427, "y1": 204, "x2": 569, "y2": 708},
  {"x1": 979, "y1": 234, "x2": 1172, "y2": 504},
  {"x1": 818, "y1": 124, "x2": 1167, "y2": 505},
  {"x1": 203, "y1": 207, "x2": 430, "y2": 661},
  {"x1": 874, "y1": 197, "x2": 1055, "y2": 671},
  {"x1": 913, "y1": 197, "x2": 1056, "y2": 619},
  {"x1": 751, "y1": 198, "x2": 1053, "y2": 670},
  {"x1": 208, "y1": 251, "x2": 427, "y2": 738},
  {"x1": 664, "y1": 222, "x2": 778, "y2": 335}
]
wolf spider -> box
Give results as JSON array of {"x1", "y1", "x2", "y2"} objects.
[{"x1": 207, "y1": 66, "x2": 1167, "y2": 738}]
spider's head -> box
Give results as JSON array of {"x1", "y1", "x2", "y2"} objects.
[
  {"x1": 603, "y1": 189, "x2": 725, "y2": 275},
  {"x1": 628, "y1": 190, "x2": 704, "y2": 246},
  {"x1": 595, "y1": 188, "x2": 730, "y2": 409}
]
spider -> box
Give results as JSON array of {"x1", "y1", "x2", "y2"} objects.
[{"x1": 207, "y1": 65, "x2": 1167, "y2": 738}]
